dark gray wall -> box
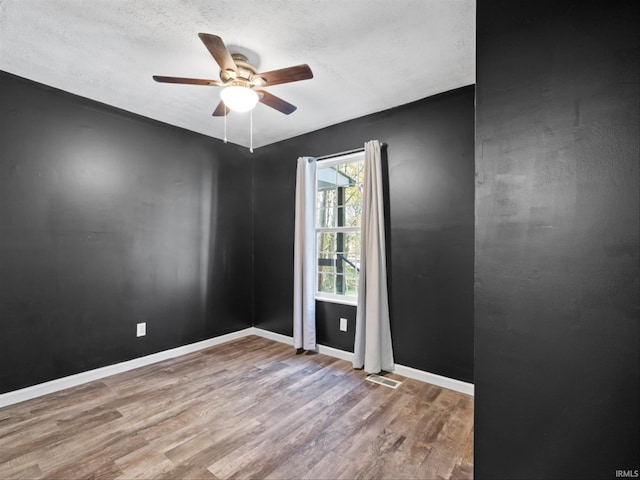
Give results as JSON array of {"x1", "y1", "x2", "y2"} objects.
[
  {"x1": 0, "y1": 72, "x2": 253, "y2": 394},
  {"x1": 253, "y1": 87, "x2": 475, "y2": 383},
  {"x1": 475, "y1": 1, "x2": 639, "y2": 478}
]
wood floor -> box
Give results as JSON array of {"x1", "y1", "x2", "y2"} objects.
[{"x1": 0, "y1": 335, "x2": 473, "y2": 480}]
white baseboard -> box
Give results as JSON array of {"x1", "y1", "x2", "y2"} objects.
[
  {"x1": 251, "y1": 328, "x2": 474, "y2": 396},
  {"x1": 0, "y1": 326, "x2": 473, "y2": 409},
  {"x1": 393, "y1": 363, "x2": 474, "y2": 396},
  {"x1": 250, "y1": 328, "x2": 294, "y2": 346},
  {"x1": 248, "y1": 328, "x2": 353, "y2": 362},
  {"x1": 0, "y1": 328, "x2": 253, "y2": 409}
]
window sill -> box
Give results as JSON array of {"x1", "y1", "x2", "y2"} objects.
[{"x1": 315, "y1": 295, "x2": 358, "y2": 307}]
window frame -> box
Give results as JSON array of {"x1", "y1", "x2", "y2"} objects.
[{"x1": 314, "y1": 151, "x2": 365, "y2": 306}]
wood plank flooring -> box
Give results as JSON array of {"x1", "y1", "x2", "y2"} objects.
[{"x1": 0, "y1": 335, "x2": 473, "y2": 479}]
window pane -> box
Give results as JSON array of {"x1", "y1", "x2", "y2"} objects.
[
  {"x1": 317, "y1": 187, "x2": 337, "y2": 209},
  {"x1": 344, "y1": 254, "x2": 360, "y2": 271},
  {"x1": 317, "y1": 167, "x2": 337, "y2": 188},
  {"x1": 345, "y1": 205, "x2": 361, "y2": 226},
  {"x1": 344, "y1": 232, "x2": 361, "y2": 255},
  {"x1": 316, "y1": 207, "x2": 325, "y2": 228},
  {"x1": 336, "y1": 273, "x2": 352, "y2": 295},
  {"x1": 318, "y1": 273, "x2": 335, "y2": 294},
  {"x1": 317, "y1": 207, "x2": 336, "y2": 228},
  {"x1": 318, "y1": 232, "x2": 336, "y2": 253},
  {"x1": 343, "y1": 185, "x2": 362, "y2": 207},
  {"x1": 344, "y1": 264, "x2": 358, "y2": 276},
  {"x1": 345, "y1": 275, "x2": 359, "y2": 296}
]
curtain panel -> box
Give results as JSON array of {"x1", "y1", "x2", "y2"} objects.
[
  {"x1": 293, "y1": 157, "x2": 317, "y2": 351},
  {"x1": 353, "y1": 140, "x2": 394, "y2": 373}
]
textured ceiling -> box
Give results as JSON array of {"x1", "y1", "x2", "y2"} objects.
[{"x1": 0, "y1": 0, "x2": 475, "y2": 149}]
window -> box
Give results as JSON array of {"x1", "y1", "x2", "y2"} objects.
[{"x1": 315, "y1": 152, "x2": 364, "y2": 304}]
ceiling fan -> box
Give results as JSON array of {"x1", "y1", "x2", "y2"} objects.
[{"x1": 153, "y1": 33, "x2": 313, "y2": 116}]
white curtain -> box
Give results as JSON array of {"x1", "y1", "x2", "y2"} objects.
[
  {"x1": 353, "y1": 140, "x2": 394, "y2": 373},
  {"x1": 293, "y1": 156, "x2": 317, "y2": 351}
]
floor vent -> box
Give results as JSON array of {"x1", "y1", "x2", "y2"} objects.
[{"x1": 365, "y1": 374, "x2": 402, "y2": 389}]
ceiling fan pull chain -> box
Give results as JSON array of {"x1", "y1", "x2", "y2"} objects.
[
  {"x1": 223, "y1": 104, "x2": 228, "y2": 143},
  {"x1": 250, "y1": 109, "x2": 254, "y2": 153}
]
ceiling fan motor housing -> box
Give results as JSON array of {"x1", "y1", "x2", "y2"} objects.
[{"x1": 220, "y1": 54, "x2": 265, "y2": 87}]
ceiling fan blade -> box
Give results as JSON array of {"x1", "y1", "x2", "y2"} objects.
[
  {"x1": 255, "y1": 64, "x2": 313, "y2": 87},
  {"x1": 153, "y1": 75, "x2": 223, "y2": 86},
  {"x1": 198, "y1": 33, "x2": 237, "y2": 73},
  {"x1": 212, "y1": 101, "x2": 229, "y2": 117},
  {"x1": 257, "y1": 90, "x2": 297, "y2": 115}
]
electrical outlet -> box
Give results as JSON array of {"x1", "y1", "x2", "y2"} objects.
[
  {"x1": 340, "y1": 318, "x2": 348, "y2": 332},
  {"x1": 136, "y1": 322, "x2": 146, "y2": 337}
]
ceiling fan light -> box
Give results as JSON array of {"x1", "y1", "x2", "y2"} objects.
[{"x1": 220, "y1": 86, "x2": 259, "y2": 112}]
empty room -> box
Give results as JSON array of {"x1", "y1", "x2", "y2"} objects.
[{"x1": 0, "y1": 1, "x2": 638, "y2": 479}]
